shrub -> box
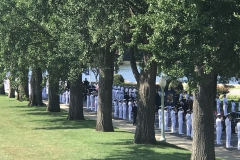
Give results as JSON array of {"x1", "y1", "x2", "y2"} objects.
[
  {"x1": 168, "y1": 80, "x2": 183, "y2": 92},
  {"x1": 226, "y1": 94, "x2": 240, "y2": 100},
  {"x1": 217, "y1": 84, "x2": 229, "y2": 95},
  {"x1": 184, "y1": 83, "x2": 190, "y2": 93},
  {"x1": 113, "y1": 74, "x2": 124, "y2": 85}
]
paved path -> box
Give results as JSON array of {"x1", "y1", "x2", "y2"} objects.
[{"x1": 46, "y1": 100, "x2": 240, "y2": 160}]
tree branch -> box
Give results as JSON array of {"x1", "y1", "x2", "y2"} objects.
[{"x1": 129, "y1": 47, "x2": 140, "y2": 82}]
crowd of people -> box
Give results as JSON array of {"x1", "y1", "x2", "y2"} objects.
[
  {"x1": 40, "y1": 80, "x2": 240, "y2": 150},
  {"x1": 216, "y1": 94, "x2": 240, "y2": 115}
]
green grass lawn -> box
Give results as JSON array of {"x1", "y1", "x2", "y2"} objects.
[{"x1": 0, "y1": 95, "x2": 190, "y2": 160}]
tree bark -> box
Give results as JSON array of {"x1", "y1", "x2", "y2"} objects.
[
  {"x1": 47, "y1": 73, "x2": 60, "y2": 112},
  {"x1": 28, "y1": 71, "x2": 37, "y2": 106},
  {"x1": 8, "y1": 80, "x2": 15, "y2": 98},
  {"x1": 68, "y1": 73, "x2": 84, "y2": 120},
  {"x1": 96, "y1": 46, "x2": 114, "y2": 132},
  {"x1": 36, "y1": 68, "x2": 43, "y2": 105},
  {"x1": 28, "y1": 68, "x2": 43, "y2": 106},
  {"x1": 132, "y1": 53, "x2": 157, "y2": 144},
  {"x1": 191, "y1": 70, "x2": 215, "y2": 160},
  {"x1": 17, "y1": 69, "x2": 29, "y2": 101},
  {"x1": 0, "y1": 83, "x2": 5, "y2": 95}
]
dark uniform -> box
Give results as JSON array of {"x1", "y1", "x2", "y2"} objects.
[{"x1": 132, "y1": 101, "x2": 138, "y2": 126}]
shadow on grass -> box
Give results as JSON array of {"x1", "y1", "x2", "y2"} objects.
[
  {"x1": 5, "y1": 104, "x2": 96, "y2": 130},
  {"x1": 92, "y1": 140, "x2": 190, "y2": 160},
  {"x1": 33, "y1": 119, "x2": 96, "y2": 130}
]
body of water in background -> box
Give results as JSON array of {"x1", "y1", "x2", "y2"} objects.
[{"x1": 82, "y1": 64, "x2": 239, "y2": 84}]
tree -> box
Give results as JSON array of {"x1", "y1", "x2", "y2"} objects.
[
  {"x1": 95, "y1": 47, "x2": 115, "y2": 131},
  {"x1": 149, "y1": 0, "x2": 240, "y2": 159},
  {"x1": 0, "y1": 83, "x2": 5, "y2": 95},
  {"x1": 67, "y1": 73, "x2": 84, "y2": 120}
]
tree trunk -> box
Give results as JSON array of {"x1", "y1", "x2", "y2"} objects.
[
  {"x1": 68, "y1": 73, "x2": 84, "y2": 120},
  {"x1": 8, "y1": 80, "x2": 15, "y2": 98},
  {"x1": 0, "y1": 83, "x2": 5, "y2": 95},
  {"x1": 134, "y1": 62, "x2": 157, "y2": 144},
  {"x1": 36, "y1": 68, "x2": 43, "y2": 105},
  {"x1": 213, "y1": 75, "x2": 217, "y2": 107},
  {"x1": 47, "y1": 73, "x2": 60, "y2": 112},
  {"x1": 191, "y1": 71, "x2": 215, "y2": 160},
  {"x1": 18, "y1": 69, "x2": 29, "y2": 101},
  {"x1": 28, "y1": 71, "x2": 37, "y2": 106},
  {"x1": 96, "y1": 46, "x2": 114, "y2": 132},
  {"x1": 28, "y1": 68, "x2": 43, "y2": 106},
  {"x1": 129, "y1": 48, "x2": 157, "y2": 144}
]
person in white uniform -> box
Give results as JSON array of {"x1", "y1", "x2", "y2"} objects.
[
  {"x1": 225, "y1": 113, "x2": 233, "y2": 148},
  {"x1": 122, "y1": 99, "x2": 127, "y2": 120},
  {"x1": 170, "y1": 106, "x2": 177, "y2": 133},
  {"x1": 128, "y1": 99, "x2": 133, "y2": 121},
  {"x1": 158, "y1": 106, "x2": 162, "y2": 129},
  {"x1": 164, "y1": 107, "x2": 168, "y2": 131},
  {"x1": 119, "y1": 92, "x2": 124, "y2": 101},
  {"x1": 178, "y1": 107, "x2": 184, "y2": 134},
  {"x1": 238, "y1": 99, "x2": 240, "y2": 111},
  {"x1": 65, "y1": 90, "x2": 69, "y2": 105},
  {"x1": 223, "y1": 95, "x2": 228, "y2": 116},
  {"x1": 118, "y1": 100, "x2": 123, "y2": 118},
  {"x1": 216, "y1": 96, "x2": 221, "y2": 114},
  {"x1": 86, "y1": 93, "x2": 90, "y2": 109},
  {"x1": 185, "y1": 91, "x2": 189, "y2": 101},
  {"x1": 236, "y1": 118, "x2": 240, "y2": 150},
  {"x1": 191, "y1": 110, "x2": 194, "y2": 138},
  {"x1": 94, "y1": 94, "x2": 98, "y2": 112},
  {"x1": 216, "y1": 113, "x2": 223, "y2": 145},
  {"x1": 231, "y1": 100, "x2": 236, "y2": 112},
  {"x1": 62, "y1": 92, "x2": 66, "y2": 104},
  {"x1": 90, "y1": 92, "x2": 95, "y2": 110},
  {"x1": 113, "y1": 99, "x2": 118, "y2": 117},
  {"x1": 179, "y1": 91, "x2": 183, "y2": 101},
  {"x1": 185, "y1": 109, "x2": 192, "y2": 136}
]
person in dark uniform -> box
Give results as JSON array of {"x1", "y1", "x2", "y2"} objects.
[{"x1": 132, "y1": 99, "x2": 138, "y2": 126}]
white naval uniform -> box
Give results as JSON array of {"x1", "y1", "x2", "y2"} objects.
[
  {"x1": 158, "y1": 109, "x2": 162, "y2": 129},
  {"x1": 178, "y1": 110, "x2": 184, "y2": 134},
  {"x1": 129, "y1": 88, "x2": 132, "y2": 97},
  {"x1": 90, "y1": 94, "x2": 95, "y2": 110},
  {"x1": 236, "y1": 122, "x2": 240, "y2": 150},
  {"x1": 216, "y1": 117, "x2": 222, "y2": 144},
  {"x1": 94, "y1": 96, "x2": 98, "y2": 112},
  {"x1": 62, "y1": 92, "x2": 66, "y2": 103},
  {"x1": 223, "y1": 97, "x2": 228, "y2": 116},
  {"x1": 86, "y1": 95, "x2": 90, "y2": 109},
  {"x1": 114, "y1": 101, "x2": 118, "y2": 117},
  {"x1": 125, "y1": 88, "x2": 128, "y2": 95},
  {"x1": 122, "y1": 102, "x2": 127, "y2": 120},
  {"x1": 191, "y1": 113, "x2": 194, "y2": 138},
  {"x1": 238, "y1": 102, "x2": 240, "y2": 111},
  {"x1": 186, "y1": 113, "x2": 192, "y2": 136},
  {"x1": 225, "y1": 117, "x2": 232, "y2": 148},
  {"x1": 118, "y1": 102, "x2": 123, "y2": 118},
  {"x1": 121, "y1": 86, "x2": 124, "y2": 93},
  {"x1": 65, "y1": 91, "x2": 69, "y2": 104},
  {"x1": 231, "y1": 102, "x2": 236, "y2": 112},
  {"x1": 179, "y1": 93, "x2": 182, "y2": 101},
  {"x1": 216, "y1": 98, "x2": 221, "y2": 114},
  {"x1": 164, "y1": 110, "x2": 168, "y2": 131},
  {"x1": 185, "y1": 93, "x2": 189, "y2": 101},
  {"x1": 128, "y1": 101, "x2": 133, "y2": 121},
  {"x1": 119, "y1": 93, "x2": 124, "y2": 101},
  {"x1": 171, "y1": 110, "x2": 176, "y2": 133}
]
